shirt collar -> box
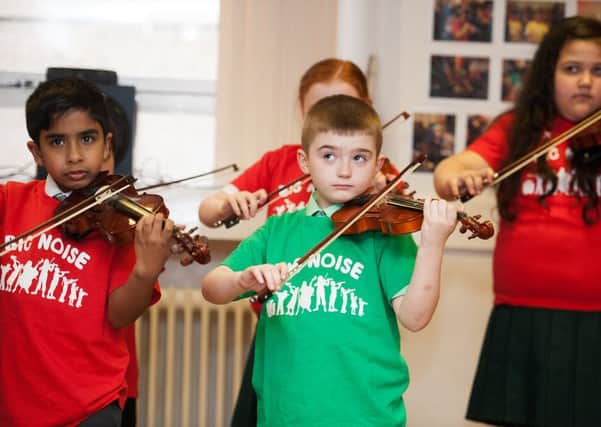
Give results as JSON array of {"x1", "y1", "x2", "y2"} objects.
[
  {"x1": 44, "y1": 175, "x2": 71, "y2": 200},
  {"x1": 305, "y1": 191, "x2": 343, "y2": 218}
]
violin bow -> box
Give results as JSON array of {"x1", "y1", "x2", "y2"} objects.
[
  {"x1": 136, "y1": 163, "x2": 239, "y2": 192},
  {"x1": 0, "y1": 176, "x2": 136, "y2": 256},
  {"x1": 461, "y1": 108, "x2": 601, "y2": 202},
  {"x1": 250, "y1": 154, "x2": 425, "y2": 303},
  {"x1": 216, "y1": 111, "x2": 411, "y2": 228}
]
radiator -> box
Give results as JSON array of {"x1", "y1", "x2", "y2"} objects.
[{"x1": 136, "y1": 287, "x2": 257, "y2": 427}]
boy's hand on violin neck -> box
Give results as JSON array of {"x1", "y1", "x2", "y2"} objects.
[
  {"x1": 133, "y1": 212, "x2": 174, "y2": 280},
  {"x1": 237, "y1": 263, "x2": 288, "y2": 293},
  {"x1": 225, "y1": 189, "x2": 268, "y2": 220},
  {"x1": 420, "y1": 197, "x2": 459, "y2": 248}
]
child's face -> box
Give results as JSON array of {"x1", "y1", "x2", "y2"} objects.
[
  {"x1": 297, "y1": 131, "x2": 383, "y2": 208},
  {"x1": 302, "y1": 81, "x2": 361, "y2": 117},
  {"x1": 27, "y1": 108, "x2": 112, "y2": 192},
  {"x1": 554, "y1": 39, "x2": 601, "y2": 122}
]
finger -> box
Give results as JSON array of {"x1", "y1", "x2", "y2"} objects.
[
  {"x1": 162, "y1": 218, "x2": 175, "y2": 238},
  {"x1": 277, "y1": 262, "x2": 288, "y2": 280},
  {"x1": 227, "y1": 195, "x2": 243, "y2": 217},
  {"x1": 250, "y1": 268, "x2": 265, "y2": 289},
  {"x1": 255, "y1": 189, "x2": 269, "y2": 205},
  {"x1": 423, "y1": 196, "x2": 432, "y2": 220},
  {"x1": 265, "y1": 267, "x2": 280, "y2": 291}
]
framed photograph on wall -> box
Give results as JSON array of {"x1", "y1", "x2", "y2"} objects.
[
  {"x1": 430, "y1": 55, "x2": 490, "y2": 99},
  {"x1": 505, "y1": 1, "x2": 565, "y2": 43},
  {"x1": 578, "y1": 1, "x2": 601, "y2": 20},
  {"x1": 433, "y1": 0, "x2": 493, "y2": 42},
  {"x1": 466, "y1": 114, "x2": 492, "y2": 146},
  {"x1": 501, "y1": 58, "x2": 531, "y2": 102},
  {"x1": 412, "y1": 113, "x2": 456, "y2": 172}
]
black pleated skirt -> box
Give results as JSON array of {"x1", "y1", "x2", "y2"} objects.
[{"x1": 467, "y1": 305, "x2": 601, "y2": 427}]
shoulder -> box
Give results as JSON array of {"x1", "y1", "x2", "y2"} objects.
[
  {"x1": 1, "y1": 180, "x2": 45, "y2": 198},
  {"x1": 262, "y1": 144, "x2": 301, "y2": 160}
]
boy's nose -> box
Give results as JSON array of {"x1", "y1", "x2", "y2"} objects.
[
  {"x1": 337, "y1": 160, "x2": 352, "y2": 177},
  {"x1": 66, "y1": 141, "x2": 84, "y2": 162}
]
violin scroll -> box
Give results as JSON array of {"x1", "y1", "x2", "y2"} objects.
[
  {"x1": 173, "y1": 227, "x2": 211, "y2": 265},
  {"x1": 457, "y1": 212, "x2": 495, "y2": 240}
]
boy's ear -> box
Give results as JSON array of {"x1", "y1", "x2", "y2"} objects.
[
  {"x1": 103, "y1": 132, "x2": 113, "y2": 162},
  {"x1": 297, "y1": 148, "x2": 310, "y2": 174},
  {"x1": 376, "y1": 154, "x2": 385, "y2": 171},
  {"x1": 26, "y1": 141, "x2": 45, "y2": 167}
]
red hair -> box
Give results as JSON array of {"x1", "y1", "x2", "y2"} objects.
[{"x1": 298, "y1": 58, "x2": 370, "y2": 110}]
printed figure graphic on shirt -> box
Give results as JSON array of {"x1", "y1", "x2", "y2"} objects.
[
  {"x1": 267, "y1": 271, "x2": 367, "y2": 319},
  {"x1": 31, "y1": 258, "x2": 56, "y2": 297},
  {"x1": 15, "y1": 259, "x2": 42, "y2": 293},
  {"x1": 297, "y1": 280, "x2": 314, "y2": 314},
  {"x1": 1, "y1": 233, "x2": 94, "y2": 308}
]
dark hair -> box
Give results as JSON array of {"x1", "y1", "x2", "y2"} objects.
[
  {"x1": 298, "y1": 58, "x2": 370, "y2": 110},
  {"x1": 26, "y1": 77, "x2": 111, "y2": 145},
  {"x1": 301, "y1": 94, "x2": 382, "y2": 153},
  {"x1": 498, "y1": 16, "x2": 601, "y2": 224}
]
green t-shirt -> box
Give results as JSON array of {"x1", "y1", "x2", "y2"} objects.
[{"x1": 223, "y1": 209, "x2": 418, "y2": 427}]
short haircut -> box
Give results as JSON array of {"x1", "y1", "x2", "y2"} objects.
[
  {"x1": 301, "y1": 94, "x2": 382, "y2": 153},
  {"x1": 26, "y1": 77, "x2": 111, "y2": 145}
]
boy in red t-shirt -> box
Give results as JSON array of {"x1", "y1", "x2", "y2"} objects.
[{"x1": 0, "y1": 77, "x2": 172, "y2": 426}]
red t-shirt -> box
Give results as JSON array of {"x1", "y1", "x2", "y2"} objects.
[
  {"x1": 468, "y1": 113, "x2": 601, "y2": 311},
  {"x1": 0, "y1": 180, "x2": 160, "y2": 426},
  {"x1": 124, "y1": 325, "x2": 138, "y2": 397},
  {"x1": 231, "y1": 144, "x2": 314, "y2": 218}
]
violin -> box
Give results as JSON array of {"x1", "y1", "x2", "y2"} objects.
[
  {"x1": 332, "y1": 194, "x2": 494, "y2": 240},
  {"x1": 0, "y1": 172, "x2": 211, "y2": 265}
]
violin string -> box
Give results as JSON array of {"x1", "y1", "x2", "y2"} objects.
[{"x1": 135, "y1": 163, "x2": 239, "y2": 192}]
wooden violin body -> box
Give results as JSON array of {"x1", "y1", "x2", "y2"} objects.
[
  {"x1": 55, "y1": 173, "x2": 211, "y2": 265},
  {"x1": 332, "y1": 194, "x2": 494, "y2": 240}
]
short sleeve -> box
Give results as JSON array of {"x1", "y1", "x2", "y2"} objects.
[
  {"x1": 109, "y1": 244, "x2": 161, "y2": 304},
  {"x1": 467, "y1": 113, "x2": 513, "y2": 171},
  {"x1": 231, "y1": 150, "x2": 277, "y2": 192}
]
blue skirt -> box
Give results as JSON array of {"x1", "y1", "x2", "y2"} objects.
[{"x1": 467, "y1": 305, "x2": 601, "y2": 427}]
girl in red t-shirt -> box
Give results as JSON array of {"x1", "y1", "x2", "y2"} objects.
[{"x1": 434, "y1": 16, "x2": 601, "y2": 427}]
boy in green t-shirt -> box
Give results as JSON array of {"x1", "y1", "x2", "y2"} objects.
[{"x1": 201, "y1": 94, "x2": 458, "y2": 427}]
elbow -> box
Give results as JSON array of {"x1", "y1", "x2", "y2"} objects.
[
  {"x1": 399, "y1": 308, "x2": 435, "y2": 332},
  {"x1": 200, "y1": 281, "x2": 227, "y2": 305},
  {"x1": 108, "y1": 312, "x2": 133, "y2": 330},
  {"x1": 403, "y1": 319, "x2": 429, "y2": 332}
]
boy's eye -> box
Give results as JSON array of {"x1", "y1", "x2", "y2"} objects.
[
  {"x1": 322, "y1": 153, "x2": 335, "y2": 161},
  {"x1": 49, "y1": 137, "x2": 65, "y2": 147},
  {"x1": 81, "y1": 135, "x2": 96, "y2": 144},
  {"x1": 353, "y1": 154, "x2": 368, "y2": 162},
  {"x1": 592, "y1": 65, "x2": 601, "y2": 76}
]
